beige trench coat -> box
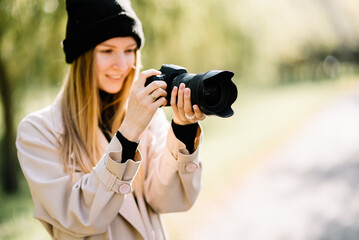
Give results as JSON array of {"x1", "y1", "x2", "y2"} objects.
[{"x1": 16, "y1": 99, "x2": 202, "y2": 239}]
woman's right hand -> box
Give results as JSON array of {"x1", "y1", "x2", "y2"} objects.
[{"x1": 119, "y1": 69, "x2": 167, "y2": 142}]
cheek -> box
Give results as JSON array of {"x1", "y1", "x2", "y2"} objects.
[
  {"x1": 94, "y1": 54, "x2": 110, "y2": 74},
  {"x1": 93, "y1": 55, "x2": 107, "y2": 89},
  {"x1": 127, "y1": 54, "x2": 136, "y2": 69}
]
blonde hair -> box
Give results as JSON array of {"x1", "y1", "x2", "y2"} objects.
[{"x1": 59, "y1": 48, "x2": 141, "y2": 178}]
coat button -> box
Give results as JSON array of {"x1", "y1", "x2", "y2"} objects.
[
  {"x1": 119, "y1": 183, "x2": 131, "y2": 194},
  {"x1": 185, "y1": 163, "x2": 197, "y2": 173}
]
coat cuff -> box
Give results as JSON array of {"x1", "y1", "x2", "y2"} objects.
[
  {"x1": 94, "y1": 136, "x2": 142, "y2": 194},
  {"x1": 166, "y1": 123, "x2": 202, "y2": 173}
]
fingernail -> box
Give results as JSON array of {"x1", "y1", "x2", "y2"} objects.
[
  {"x1": 180, "y1": 83, "x2": 185, "y2": 89},
  {"x1": 193, "y1": 105, "x2": 198, "y2": 110},
  {"x1": 185, "y1": 88, "x2": 190, "y2": 94},
  {"x1": 172, "y1": 87, "x2": 177, "y2": 92}
]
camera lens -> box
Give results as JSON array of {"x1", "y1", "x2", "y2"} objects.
[{"x1": 204, "y1": 81, "x2": 221, "y2": 107}]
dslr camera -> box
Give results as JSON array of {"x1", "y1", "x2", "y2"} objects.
[{"x1": 145, "y1": 64, "x2": 238, "y2": 118}]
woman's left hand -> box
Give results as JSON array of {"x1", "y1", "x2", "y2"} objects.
[{"x1": 171, "y1": 83, "x2": 206, "y2": 125}]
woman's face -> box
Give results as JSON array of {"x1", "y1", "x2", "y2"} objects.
[{"x1": 94, "y1": 37, "x2": 137, "y2": 94}]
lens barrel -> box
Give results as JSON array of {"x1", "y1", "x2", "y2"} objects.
[{"x1": 145, "y1": 64, "x2": 238, "y2": 118}]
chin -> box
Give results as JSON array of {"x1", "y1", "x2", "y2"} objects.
[
  {"x1": 104, "y1": 89, "x2": 122, "y2": 94},
  {"x1": 101, "y1": 84, "x2": 124, "y2": 94}
]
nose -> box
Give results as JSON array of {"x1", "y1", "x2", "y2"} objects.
[{"x1": 112, "y1": 53, "x2": 128, "y2": 71}]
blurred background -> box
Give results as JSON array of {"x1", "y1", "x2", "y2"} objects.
[{"x1": 1, "y1": 0, "x2": 359, "y2": 239}]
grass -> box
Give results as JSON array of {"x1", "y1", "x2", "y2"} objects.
[
  {"x1": 0, "y1": 178, "x2": 49, "y2": 239},
  {"x1": 0, "y1": 77, "x2": 358, "y2": 239}
]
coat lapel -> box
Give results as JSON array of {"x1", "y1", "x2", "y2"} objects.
[
  {"x1": 93, "y1": 131, "x2": 149, "y2": 238},
  {"x1": 119, "y1": 193, "x2": 148, "y2": 239},
  {"x1": 99, "y1": 129, "x2": 148, "y2": 238}
]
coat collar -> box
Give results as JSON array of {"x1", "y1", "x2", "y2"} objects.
[{"x1": 51, "y1": 97, "x2": 64, "y2": 135}]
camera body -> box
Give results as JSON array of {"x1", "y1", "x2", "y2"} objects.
[{"x1": 145, "y1": 64, "x2": 237, "y2": 118}]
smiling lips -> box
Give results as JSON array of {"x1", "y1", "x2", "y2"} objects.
[{"x1": 106, "y1": 74, "x2": 123, "y2": 80}]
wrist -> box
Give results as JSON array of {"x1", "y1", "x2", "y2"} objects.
[{"x1": 119, "y1": 120, "x2": 141, "y2": 142}]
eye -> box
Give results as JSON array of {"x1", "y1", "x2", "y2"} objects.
[
  {"x1": 101, "y1": 49, "x2": 112, "y2": 53},
  {"x1": 125, "y1": 48, "x2": 136, "y2": 54}
]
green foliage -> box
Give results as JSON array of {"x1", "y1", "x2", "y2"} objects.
[
  {"x1": 132, "y1": 0, "x2": 252, "y2": 76},
  {"x1": 0, "y1": 0, "x2": 67, "y2": 91},
  {"x1": 0, "y1": 176, "x2": 49, "y2": 239},
  {"x1": 0, "y1": 176, "x2": 33, "y2": 223}
]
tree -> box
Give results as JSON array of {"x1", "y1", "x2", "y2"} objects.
[{"x1": 0, "y1": 0, "x2": 66, "y2": 193}]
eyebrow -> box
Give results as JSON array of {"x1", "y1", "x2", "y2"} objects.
[{"x1": 99, "y1": 42, "x2": 137, "y2": 48}]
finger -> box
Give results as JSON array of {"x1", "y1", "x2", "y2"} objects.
[
  {"x1": 137, "y1": 69, "x2": 161, "y2": 87},
  {"x1": 170, "y1": 86, "x2": 178, "y2": 112},
  {"x1": 184, "y1": 87, "x2": 194, "y2": 116},
  {"x1": 177, "y1": 83, "x2": 186, "y2": 116},
  {"x1": 149, "y1": 88, "x2": 167, "y2": 102},
  {"x1": 145, "y1": 80, "x2": 167, "y2": 96},
  {"x1": 154, "y1": 97, "x2": 168, "y2": 108},
  {"x1": 193, "y1": 104, "x2": 206, "y2": 120}
]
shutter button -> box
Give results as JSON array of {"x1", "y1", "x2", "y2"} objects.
[
  {"x1": 119, "y1": 183, "x2": 131, "y2": 194},
  {"x1": 185, "y1": 163, "x2": 197, "y2": 173}
]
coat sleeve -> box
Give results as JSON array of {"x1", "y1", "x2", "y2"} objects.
[
  {"x1": 144, "y1": 110, "x2": 203, "y2": 213},
  {"x1": 16, "y1": 112, "x2": 141, "y2": 237}
]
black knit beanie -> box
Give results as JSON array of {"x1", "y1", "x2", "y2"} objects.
[{"x1": 62, "y1": 0, "x2": 144, "y2": 64}]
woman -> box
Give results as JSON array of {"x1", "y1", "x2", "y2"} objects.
[{"x1": 16, "y1": 0, "x2": 205, "y2": 239}]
